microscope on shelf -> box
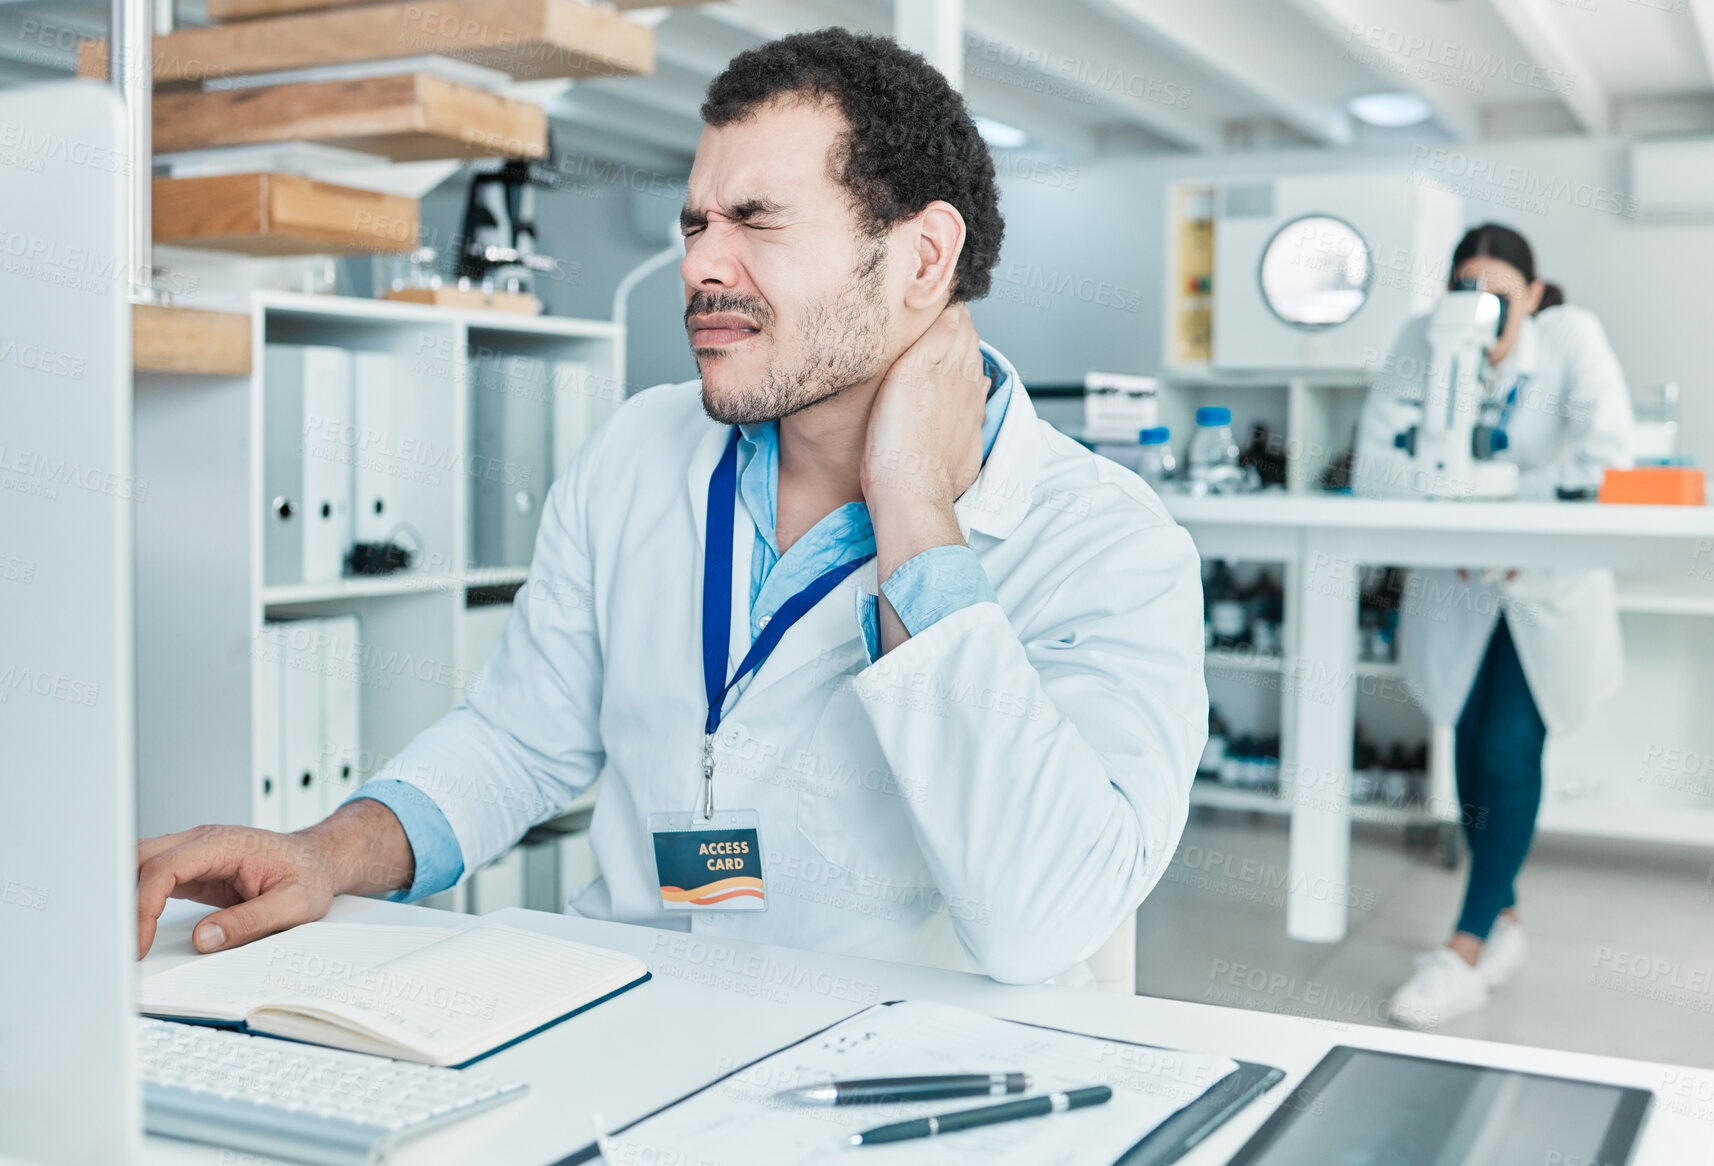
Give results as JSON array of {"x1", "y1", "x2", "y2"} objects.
[{"x1": 1391, "y1": 284, "x2": 1520, "y2": 501}]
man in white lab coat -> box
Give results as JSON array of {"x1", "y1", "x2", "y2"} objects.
[{"x1": 134, "y1": 29, "x2": 1207, "y2": 984}]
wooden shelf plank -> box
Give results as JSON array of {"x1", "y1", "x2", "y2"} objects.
[
  {"x1": 154, "y1": 73, "x2": 546, "y2": 161},
  {"x1": 133, "y1": 304, "x2": 253, "y2": 376},
  {"x1": 79, "y1": 0, "x2": 654, "y2": 85},
  {"x1": 383, "y1": 285, "x2": 540, "y2": 314},
  {"x1": 154, "y1": 172, "x2": 419, "y2": 255},
  {"x1": 208, "y1": 0, "x2": 693, "y2": 17}
]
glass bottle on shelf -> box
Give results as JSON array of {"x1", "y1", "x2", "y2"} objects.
[
  {"x1": 1135, "y1": 427, "x2": 1176, "y2": 491},
  {"x1": 1204, "y1": 560, "x2": 1249, "y2": 650},
  {"x1": 1247, "y1": 569, "x2": 1283, "y2": 658},
  {"x1": 1199, "y1": 707, "x2": 1228, "y2": 779},
  {"x1": 1186, "y1": 406, "x2": 1243, "y2": 494}
]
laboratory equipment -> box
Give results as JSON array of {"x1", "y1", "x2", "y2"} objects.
[
  {"x1": 456, "y1": 155, "x2": 561, "y2": 296},
  {"x1": 1599, "y1": 466, "x2": 1705, "y2": 505},
  {"x1": 1204, "y1": 561, "x2": 1248, "y2": 648},
  {"x1": 1186, "y1": 407, "x2": 1250, "y2": 495},
  {"x1": 1083, "y1": 372, "x2": 1159, "y2": 442},
  {"x1": 1240, "y1": 423, "x2": 1289, "y2": 488},
  {"x1": 1389, "y1": 288, "x2": 1520, "y2": 501},
  {"x1": 1210, "y1": 173, "x2": 1462, "y2": 370},
  {"x1": 1136, "y1": 427, "x2": 1176, "y2": 490},
  {"x1": 1199, "y1": 707, "x2": 1229, "y2": 779},
  {"x1": 1092, "y1": 426, "x2": 1175, "y2": 489},
  {"x1": 1247, "y1": 571, "x2": 1284, "y2": 658},
  {"x1": 1632, "y1": 381, "x2": 1680, "y2": 463}
]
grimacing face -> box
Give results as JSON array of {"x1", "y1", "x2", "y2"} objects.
[
  {"x1": 1455, "y1": 255, "x2": 1544, "y2": 367},
  {"x1": 680, "y1": 98, "x2": 896, "y2": 425}
]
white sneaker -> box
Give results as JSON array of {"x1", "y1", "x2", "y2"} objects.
[
  {"x1": 1389, "y1": 947, "x2": 1489, "y2": 1030},
  {"x1": 1478, "y1": 916, "x2": 1527, "y2": 989}
]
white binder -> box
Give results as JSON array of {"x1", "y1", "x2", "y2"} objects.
[
  {"x1": 264, "y1": 345, "x2": 354, "y2": 585},
  {"x1": 254, "y1": 623, "x2": 286, "y2": 831},
  {"x1": 551, "y1": 359, "x2": 611, "y2": 480},
  {"x1": 350, "y1": 351, "x2": 397, "y2": 547},
  {"x1": 352, "y1": 350, "x2": 443, "y2": 569},
  {"x1": 319, "y1": 615, "x2": 362, "y2": 816},
  {"x1": 471, "y1": 354, "x2": 554, "y2": 567},
  {"x1": 279, "y1": 619, "x2": 327, "y2": 832}
]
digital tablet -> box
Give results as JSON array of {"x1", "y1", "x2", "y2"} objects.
[{"x1": 1228, "y1": 1045, "x2": 1653, "y2": 1166}]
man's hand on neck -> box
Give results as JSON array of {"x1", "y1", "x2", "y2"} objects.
[
  {"x1": 772, "y1": 304, "x2": 988, "y2": 652},
  {"x1": 861, "y1": 304, "x2": 988, "y2": 653}
]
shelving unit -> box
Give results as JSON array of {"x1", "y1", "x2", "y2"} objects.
[
  {"x1": 1177, "y1": 495, "x2": 1714, "y2": 857},
  {"x1": 1195, "y1": 551, "x2": 1436, "y2": 832},
  {"x1": 1162, "y1": 176, "x2": 1469, "y2": 846},
  {"x1": 133, "y1": 293, "x2": 623, "y2": 876},
  {"x1": 77, "y1": 0, "x2": 656, "y2": 84}
]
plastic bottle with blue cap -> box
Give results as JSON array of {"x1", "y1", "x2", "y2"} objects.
[
  {"x1": 1186, "y1": 406, "x2": 1243, "y2": 494},
  {"x1": 1134, "y1": 426, "x2": 1176, "y2": 491}
]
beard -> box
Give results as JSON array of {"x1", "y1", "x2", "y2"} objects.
[{"x1": 692, "y1": 240, "x2": 890, "y2": 426}]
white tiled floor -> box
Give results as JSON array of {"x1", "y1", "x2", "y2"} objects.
[{"x1": 1134, "y1": 805, "x2": 1714, "y2": 1068}]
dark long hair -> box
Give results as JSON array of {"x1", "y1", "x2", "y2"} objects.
[{"x1": 1448, "y1": 222, "x2": 1536, "y2": 288}]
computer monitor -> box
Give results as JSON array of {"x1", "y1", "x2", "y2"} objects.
[{"x1": 0, "y1": 81, "x2": 139, "y2": 1165}]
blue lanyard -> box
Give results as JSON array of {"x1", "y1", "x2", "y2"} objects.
[
  {"x1": 699, "y1": 427, "x2": 873, "y2": 813},
  {"x1": 1496, "y1": 373, "x2": 1527, "y2": 432}
]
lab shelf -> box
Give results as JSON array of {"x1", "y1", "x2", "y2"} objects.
[
  {"x1": 1190, "y1": 782, "x2": 1447, "y2": 828},
  {"x1": 261, "y1": 573, "x2": 466, "y2": 606},
  {"x1": 1614, "y1": 584, "x2": 1714, "y2": 618},
  {"x1": 1205, "y1": 649, "x2": 1284, "y2": 673},
  {"x1": 1189, "y1": 783, "x2": 1287, "y2": 814},
  {"x1": 133, "y1": 293, "x2": 622, "y2": 883},
  {"x1": 463, "y1": 566, "x2": 531, "y2": 590}
]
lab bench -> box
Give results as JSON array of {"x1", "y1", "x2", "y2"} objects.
[{"x1": 1164, "y1": 491, "x2": 1714, "y2": 943}]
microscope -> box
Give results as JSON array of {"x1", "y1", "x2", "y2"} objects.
[{"x1": 1391, "y1": 285, "x2": 1520, "y2": 501}]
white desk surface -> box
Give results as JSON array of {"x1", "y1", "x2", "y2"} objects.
[
  {"x1": 1162, "y1": 492, "x2": 1714, "y2": 538},
  {"x1": 138, "y1": 897, "x2": 1714, "y2": 1166}
]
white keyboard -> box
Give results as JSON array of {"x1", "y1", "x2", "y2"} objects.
[{"x1": 138, "y1": 1018, "x2": 528, "y2": 1166}]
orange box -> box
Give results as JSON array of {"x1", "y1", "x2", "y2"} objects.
[{"x1": 1599, "y1": 466, "x2": 1705, "y2": 505}]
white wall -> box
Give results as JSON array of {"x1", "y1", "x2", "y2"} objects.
[{"x1": 975, "y1": 136, "x2": 1714, "y2": 462}]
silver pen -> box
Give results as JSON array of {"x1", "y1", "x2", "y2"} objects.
[{"x1": 780, "y1": 1073, "x2": 1031, "y2": 1105}]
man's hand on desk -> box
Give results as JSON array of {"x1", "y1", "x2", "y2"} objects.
[{"x1": 134, "y1": 798, "x2": 414, "y2": 959}]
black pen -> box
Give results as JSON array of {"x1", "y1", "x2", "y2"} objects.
[
  {"x1": 781, "y1": 1073, "x2": 1031, "y2": 1105},
  {"x1": 848, "y1": 1085, "x2": 1113, "y2": 1145}
]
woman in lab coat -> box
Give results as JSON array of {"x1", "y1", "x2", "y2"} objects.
[{"x1": 1353, "y1": 223, "x2": 1633, "y2": 1029}]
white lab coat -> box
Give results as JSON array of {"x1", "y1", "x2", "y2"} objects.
[
  {"x1": 379, "y1": 354, "x2": 1207, "y2": 984},
  {"x1": 1354, "y1": 305, "x2": 1634, "y2": 732}
]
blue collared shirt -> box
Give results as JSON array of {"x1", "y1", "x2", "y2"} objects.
[
  {"x1": 739, "y1": 346, "x2": 1009, "y2": 660},
  {"x1": 353, "y1": 346, "x2": 1013, "y2": 901}
]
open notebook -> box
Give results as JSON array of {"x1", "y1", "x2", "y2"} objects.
[{"x1": 139, "y1": 921, "x2": 650, "y2": 1068}]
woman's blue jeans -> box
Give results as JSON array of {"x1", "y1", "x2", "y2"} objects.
[{"x1": 1453, "y1": 617, "x2": 1546, "y2": 941}]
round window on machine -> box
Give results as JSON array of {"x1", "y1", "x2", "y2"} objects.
[{"x1": 1257, "y1": 214, "x2": 1373, "y2": 330}]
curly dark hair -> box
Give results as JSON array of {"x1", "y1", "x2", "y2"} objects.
[{"x1": 700, "y1": 27, "x2": 1004, "y2": 302}]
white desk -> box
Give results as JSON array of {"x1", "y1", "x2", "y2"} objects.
[
  {"x1": 140, "y1": 898, "x2": 1714, "y2": 1165},
  {"x1": 1164, "y1": 494, "x2": 1714, "y2": 943}
]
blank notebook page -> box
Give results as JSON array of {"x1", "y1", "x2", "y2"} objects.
[
  {"x1": 139, "y1": 922, "x2": 459, "y2": 1021},
  {"x1": 249, "y1": 922, "x2": 644, "y2": 1061}
]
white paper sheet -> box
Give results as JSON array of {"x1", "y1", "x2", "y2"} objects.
[
  {"x1": 138, "y1": 922, "x2": 457, "y2": 1022},
  {"x1": 247, "y1": 923, "x2": 647, "y2": 1064},
  {"x1": 600, "y1": 1001, "x2": 1239, "y2": 1166}
]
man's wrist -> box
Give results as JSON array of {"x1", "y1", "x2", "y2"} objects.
[
  {"x1": 869, "y1": 492, "x2": 964, "y2": 582},
  {"x1": 303, "y1": 799, "x2": 417, "y2": 897}
]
